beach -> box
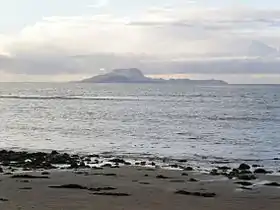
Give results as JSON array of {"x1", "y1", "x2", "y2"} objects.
[{"x1": 1, "y1": 150, "x2": 280, "y2": 210}]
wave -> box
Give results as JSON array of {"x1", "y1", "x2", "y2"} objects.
[{"x1": 0, "y1": 95, "x2": 141, "y2": 101}]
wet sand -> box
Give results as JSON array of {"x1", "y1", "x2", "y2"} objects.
[{"x1": 1, "y1": 167, "x2": 280, "y2": 210}]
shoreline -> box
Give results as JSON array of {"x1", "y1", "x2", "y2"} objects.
[{"x1": 1, "y1": 150, "x2": 280, "y2": 209}]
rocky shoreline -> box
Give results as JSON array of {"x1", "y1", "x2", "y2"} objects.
[
  {"x1": 0, "y1": 150, "x2": 279, "y2": 184},
  {"x1": 1, "y1": 150, "x2": 280, "y2": 210}
]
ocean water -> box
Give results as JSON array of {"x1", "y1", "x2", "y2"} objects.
[{"x1": 0, "y1": 83, "x2": 280, "y2": 170}]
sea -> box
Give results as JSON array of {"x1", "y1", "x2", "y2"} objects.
[{"x1": 0, "y1": 83, "x2": 279, "y2": 171}]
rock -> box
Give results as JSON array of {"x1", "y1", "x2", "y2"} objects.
[
  {"x1": 88, "y1": 154, "x2": 100, "y2": 158},
  {"x1": 264, "y1": 182, "x2": 280, "y2": 187},
  {"x1": 109, "y1": 158, "x2": 126, "y2": 164},
  {"x1": 91, "y1": 192, "x2": 131, "y2": 196},
  {"x1": 49, "y1": 184, "x2": 87, "y2": 189},
  {"x1": 140, "y1": 161, "x2": 146, "y2": 166},
  {"x1": 184, "y1": 167, "x2": 193, "y2": 171},
  {"x1": 11, "y1": 174, "x2": 50, "y2": 179},
  {"x1": 88, "y1": 187, "x2": 116, "y2": 192},
  {"x1": 144, "y1": 174, "x2": 149, "y2": 177},
  {"x1": 84, "y1": 158, "x2": 91, "y2": 162},
  {"x1": 217, "y1": 166, "x2": 231, "y2": 171},
  {"x1": 177, "y1": 159, "x2": 187, "y2": 163},
  {"x1": 238, "y1": 163, "x2": 250, "y2": 170},
  {"x1": 175, "y1": 190, "x2": 216, "y2": 198},
  {"x1": 19, "y1": 187, "x2": 32, "y2": 190},
  {"x1": 235, "y1": 181, "x2": 253, "y2": 186},
  {"x1": 189, "y1": 178, "x2": 198, "y2": 182},
  {"x1": 237, "y1": 174, "x2": 256, "y2": 180},
  {"x1": 51, "y1": 150, "x2": 59, "y2": 156},
  {"x1": 0, "y1": 198, "x2": 9, "y2": 202},
  {"x1": 254, "y1": 168, "x2": 271, "y2": 174},
  {"x1": 252, "y1": 164, "x2": 261, "y2": 168},
  {"x1": 91, "y1": 166, "x2": 103, "y2": 170},
  {"x1": 151, "y1": 162, "x2": 156, "y2": 166},
  {"x1": 156, "y1": 175, "x2": 169, "y2": 179},
  {"x1": 69, "y1": 162, "x2": 78, "y2": 169},
  {"x1": 181, "y1": 172, "x2": 188, "y2": 176},
  {"x1": 210, "y1": 169, "x2": 220, "y2": 176},
  {"x1": 170, "y1": 164, "x2": 179, "y2": 168},
  {"x1": 0, "y1": 167, "x2": 3, "y2": 173},
  {"x1": 101, "y1": 164, "x2": 112, "y2": 168},
  {"x1": 79, "y1": 161, "x2": 86, "y2": 168},
  {"x1": 41, "y1": 171, "x2": 50, "y2": 175}
]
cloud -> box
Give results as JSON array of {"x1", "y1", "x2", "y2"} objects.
[
  {"x1": 87, "y1": 0, "x2": 109, "y2": 8},
  {"x1": 1, "y1": 6, "x2": 280, "y2": 80}
]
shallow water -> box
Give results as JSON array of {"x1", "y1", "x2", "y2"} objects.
[{"x1": 0, "y1": 83, "x2": 279, "y2": 170}]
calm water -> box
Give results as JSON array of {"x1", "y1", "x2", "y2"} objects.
[{"x1": 0, "y1": 83, "x2": 280, "y2": 169}]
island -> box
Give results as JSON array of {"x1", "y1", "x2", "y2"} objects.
[{"x1": 78, "y1": 68, "x2": 228, "y2": 85}]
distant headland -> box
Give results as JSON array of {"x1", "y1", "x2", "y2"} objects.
[{"x1": 78, "y1": 68, "x2": 228, "y2": 85}]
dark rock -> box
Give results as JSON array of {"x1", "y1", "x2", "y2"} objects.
[
  {"x1": 181, "y1": 172, "x2": 188, "y2": 176},
  {"x1": 139, "y1": 182, "x2": 150, "y2": 185},
  {"x1": 91, "y1": 192, "x2": 131, "y2": 196},
  {"x1": 51, "y1": 150, "x2": 59, "y2": 155},
  {"x1": 235, "y1": 181, "x2": 253, "y2": 186},
  {"x1": 210, "y1": 169, "x2": 220, "y2": 176},
  {"x1": 238, "y1": 170, "x2": 253, "y2": 175},
  {"x1": 156, "y1": 175, "x2": 169, "y2": 179},
  {"x1": 101, "y1": 164, "x2": 112, "y2": 168},
  {"x1": 237, "y1": 174, "x2": 256, "y2": 180},
  {"x1": 184, "y1": 167, "x2": 193, "y2": 171},
  {"x1": 217, "y1": 166, "x2": 231, "y2": 171},
  {"x1": 84, "y1": 158, "x2": 91, "y2": 162},
  {"x1": 144, "y1": 174, "x2": 149, "y2": 177},
  {"x1": 140, "y1": 161, "x2": 146, "y2": 166},
  {"x1": 252, "y1": 164, "x2": 261, "y2": 168},
  {"x1": 4, "y1": 172, "x2": 13, "y2": 175},
  {"x1": 109, "y1": 158, "x2": 127, "y2": 164},
  {"x1": 93, "y1": 173, "x2": 117, "y2": 177},
  {"x1": 189, "y1": 178, "x2": 198, "y2": 182},
  {"x1": 91, "y1": 166, "x2": 103, "y2": 170},
  {"x1": 151, "y1": 162, "x2": 156, "y2": 166},
  {"x1": 177, "y1": 159, "x2": 187, "y2": 163},
  {"x1": 49, "y1": 184, "x2": 87, "y2": 189},
  {"x1": 41, "y1": 171, "x2": 50, "y2": 175},
  {"x1": 79, "y1": 161, "x2": 86, "y2": 168},
  {"x1": 175, "y1": 190, "x2": 216, "y2": 198},
  {"x1": 264, "y1": 182, "x2": 280, "y2": 187},
  {"x1": 19, "y1": 187, "x2": 32, "y2": 190},
  {"x1": 170, "y1": 164, "x2": 179, "y2": 168},
  {"x1": 11, "y1": 174, "x2": 50, "y2": 179},
  {"x1": 238, "y1": 163, "x2": 250, "y2": 170},
  {"x1": 87, "y1": 154, "x2": 100, "y2": 158},
  {"x1": 254, "y1": 168, "x2": 270, "y2": 174},
  {"x1": 0, "y1": 198, "x2": 9, "y2": 202},
  {"x1": 0, "y1": 167, "x2": 3, "y2": 173},
  {"x1": 88, "y1": 187, "x2": 116, "y2": 192},
  {"x1": 135, "y1": 162, "x2": 140, "y2": 166},
  {"x1": 69, "y1": 162, "x2": 78, "y2": 169},
  {"x1": 20, "y1": 180, "x2": 30, "y2": 183}
]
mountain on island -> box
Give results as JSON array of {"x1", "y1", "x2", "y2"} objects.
[{"x1": 79, "y1": 68, "x2": 228, "y2": 85}]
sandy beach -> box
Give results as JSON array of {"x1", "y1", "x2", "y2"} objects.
[{"x1": 1, "y1": 151, "x2": 280, "y2": 210}]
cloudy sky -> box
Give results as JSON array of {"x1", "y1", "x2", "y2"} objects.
[{"x1": 1, "y1": 0, "x2": 280, "y2": 83}]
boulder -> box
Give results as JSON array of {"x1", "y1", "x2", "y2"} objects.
[{"x1": 238, "y1": 163, "x2": 250, "y2": 170}]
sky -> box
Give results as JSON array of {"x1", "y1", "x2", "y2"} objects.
[{"x1": 1, "y1": 0, "x2": 280, "y2": 83}]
